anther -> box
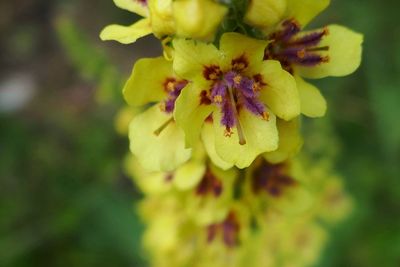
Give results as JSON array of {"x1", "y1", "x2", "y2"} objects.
[
  {"x1": 262, "y1": 111, "x2": 270, "y2": 121},
  {"x1": 166, "y1": 81, "x2": 175, "y2": 92},
  {"x1": 224, "y1": 127, "x2": 233, "y2": 137},
  {"x1": 233, "y1": 75, "x2": 242, "y2": 86},
  {"x1": 322, "y1": 56, "x2": 330, "y2": 63},
  {"x1": 159, "y1": 103, "x2": 166, "y2": 112},
  {"x1": 297, "y1": 49, "x2": 306, "y2": 59},
  {"x1": 213, "y1": 95, "x2": 223, "y2": 103}
]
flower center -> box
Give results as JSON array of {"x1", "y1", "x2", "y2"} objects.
[
  {"x1": 154, "y1": 77, "x2": 187, "y2": 136},
  {"x1": 207, "y1": 211, "x2": 240, "y2": 248},
  {"x1": 251, "y1": 159, "x2": 297, "y2": 197},
  {"x1": 196, "y1": 168, "x2": 223, "y2": 197},
  {"x1": 160, "y1": 77, "x2": 188, "y2": 114},
  {"x1": 201, "y1": 56, "x2": 270, "y2": 145},
  {"x1": 265, "y1": 19, "x2": 330, "y2": 73}
]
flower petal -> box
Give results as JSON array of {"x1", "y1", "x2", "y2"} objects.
[
  {"x1": 124, "y1": 155, "x2": 172, "y2": 195},
  {"x1": 244, "y1": 0, "x2": 287, "y2": 28},
  {"x1": 173, "y1": 0, "x2": 228, "y2": 40},
  {"x1": 297, "y1": 25, "x2": 363, "y2": 79},
  {"x1": 295, "y1": 76, "x2": 327, "y2": 117},
  {"x1": 129, "y1": 105, "x2": 191, "y2": 172},
  {"x1": 173, "y1": 38, "x2": 222, "y2": 81},
  {"x1": 123, "y1": 57, "x2": 172, "y2": 107},
  {"x1": 257, "y1": 60, "x2": 300, "y2": 121},
  {"x1": 264, "y1": 118, "x2": 303, "y2": 163},
  {"x1": 213, "y1": 109, "x2": 278, "y2": 169},
  {"x1": 113, "y1": 0, "x2": 148, "y2": 17},
  {"x1": 173, "y1": 82, "x2": 215, "y2": 147},
  {"x1": 148, "y1": 0, "x2": 175, "y2": 37},
  {"x1": 201, "y1": 122, "x2": 234, "y2": 170},
  {"x1": 286, "y1": 0, "x2": 330, "y2": 27},
  {"x1": 219, "y1": 32, "x2": 268, "y2": 67},
  {"x1": 173, "y1": 161, "x2": 206, "y2": 190},
  {"x1": 100, "y1": 18, "x2": 152, "y2": 44}
]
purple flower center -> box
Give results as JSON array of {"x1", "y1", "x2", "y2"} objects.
[
  {"x1": 196, "y1": 169, "x2": 223, "y2": 197},
  {"x1": 161, "y1": 78, "x2": 187, "y2": 114},
  {"x1": 252, "y1": 159, "x2": 297, "y2": 197},
  {"x1": 200, "y1": 56, "x2": 270, "y2": 145},
  {"x1": 207, "y1": 211, "x2": 240, "y2": 248},
  {"x1": 265, "y1": 19, "x2": 330, "y2": 73}
]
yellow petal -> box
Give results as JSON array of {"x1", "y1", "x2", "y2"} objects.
[
  {"x1": 201, "y1": 123, "x2": 234, "y2": 170},
  {"x1": 297, "y1": 25, "x2": 363, "y2": 79},
  {"x1": 113, "y1": 0, "x2": 148, "y2": 17},
  {"x1": 100, "y1": 18, "x2": 152, "y2": 44},
  {"x1": 124, "y1": 155, "x2": 172, "y2": 195},
  {"x1": 173, "y1": 82, "x2": 215, "y2": 147},
  {"x1": 244, "y1": 0, "x2": 286, "y2": 28},
  {"x1": 173, "y1": 0, "x2": 227, "y2": 40},
  {"x1": 295, "y1": 76, "x2": 327, "y2": 117},
  {"x1": 213, "y1": 109, "x2": 278, "y2": 169},
  {"x1": 286, "y1": 0, "x2": 330, "y2": 27},
  {"x1": 123, "y1": 57, "x2": 172, "y2": 107},
  {"x1": 257, "y1": 60, "x2": 300, "y2": 121},
  {"x1": 148, "y1": 0, "x2": 176, "y2": 37},
  {"x1": 173, "y1": 161, "x2": 206, "y2": 190},
  {"x1": 173, "y1": 38, "x2": 222, "y2": 81},
  {"x1": 129, "y1": 105, "x2": 191, "y2": 172},
  {"x1": 264, "y1": 118, "x2": 303, "y2": 163},
  {"x1": 219, "y1": 32, "x2": 268, "y2": 68}
]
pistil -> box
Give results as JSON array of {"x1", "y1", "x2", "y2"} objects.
[
  {"x1": 153, "y1": 117, "x2": 174, "y2": 136},
  {"x1": 227, "y1": 87, "x2": 246, "y2": 145}
]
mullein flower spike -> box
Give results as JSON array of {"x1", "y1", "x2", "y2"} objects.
[{"x1": 102, "y1": 0, "x2": 362, "y2": 266}]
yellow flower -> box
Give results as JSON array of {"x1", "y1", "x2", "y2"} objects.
[
  {"x1": 100, "y1": 0, "x2": 227, "y2": 44},
  {"x1": 173, "y1": 32, "x2": 300, "y2": 169},
  {"x1": 257, "y1": 0, "x2": 363, "y2": 118},
  {"x1": 126, "y1": 144, "x2": 238, "y2": 225},
  {"x1": 123, "y1": 56, "x2": 191, "y2": 172},
  {"x1": 173, "y1": 0, "x2": 228, "y2": 41},
  {"x1": 100, "y1": 0, "x2": 152, "y2": 44}
]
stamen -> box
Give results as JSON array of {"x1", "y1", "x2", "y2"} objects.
[
  {"x1": 233, "y1": 75, "x2": 242, "y2": 85},
  {"x1": 153, "y1": 117, "x2": 174, "y2": 136},
  {"x1": 262, "y1": 111, "x2": 270, "y2": 121},
  {"x1": 297, "y1": 49, "x2": 306, "y2": 59},
  {"x1": 166, "y1": 81, "x2": 175, "y2": 92},
  {"x1": 159, "y1": 102, "x2": 166, "y2": 112},
  {"x1": 214, "y1": 95, "x2": 223, "y2": 103},
  {"x1": 227, "y1": 87, "x2": 246, "y2": 145}
]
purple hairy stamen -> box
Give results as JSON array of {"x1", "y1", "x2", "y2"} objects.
[
  {"x1": 200, "y1": 55, "x2": 271, "y2": 144},
  {"x1": 161, "y1": 78, "x2": 187, "y2": 114},
  {"x1": 265, "y1": 19, "x2": 330, "y2": 73}
]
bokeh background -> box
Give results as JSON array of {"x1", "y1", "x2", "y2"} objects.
[{"x1": 0, "y1": 0, "x2": 399, "y2": 266}]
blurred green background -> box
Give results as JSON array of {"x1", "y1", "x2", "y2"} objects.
[{"x1": 0, "y1": 0, "x2": 399, "y2": 266}]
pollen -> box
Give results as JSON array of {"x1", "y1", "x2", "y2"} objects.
[
  {"x1": 233, "y1": 75, "x2": 242, "y2": 85},
  {"x1": 297, "y1": 49, "x2": 306, "y2": 59},
  {"x1": 224, "y1": 127, "x2": 234, "y2": 137},
  {"x1": 213, "y1": 95, "x2": 223, "y2": 103},
  {"x1": 262, "y1": 111, "x2": 270, "y2": 121},
  {"x1": 252, "y1": 82, "x2": 261, "y2": 92},
  {"x1": 322, "y1": 56, "x2": 330, "y2": 63},
  {"x1": 166, "y1": 81, "x2": 175, "y2": 92},
  {"x1": 159, "y1": 102, "x2": 166, "y2": 112}
]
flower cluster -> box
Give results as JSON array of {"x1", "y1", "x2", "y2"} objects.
[{"x1": 103, "y1": 0, "x2": 362, "y2": 266}]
